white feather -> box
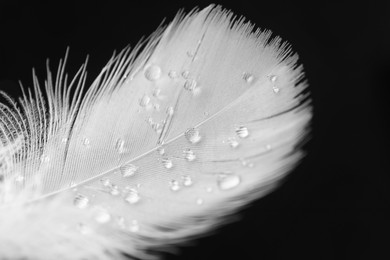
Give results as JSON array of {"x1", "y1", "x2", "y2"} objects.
[{"x1": 0, "y1": 5, "x2": 311, "y2": 260}]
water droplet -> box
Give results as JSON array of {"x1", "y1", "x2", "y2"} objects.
[
  {"x1": 82, "y1": 138, "x2": 90, "y2": 146},
  {"x1": 115, "y1": 138, "x2": 125, "y2": 153},
  {"x1": 204, "y1": 111, "x2": 209, "y2": 117},
  {"x1": 95, "y1": 210, "x2": 111, "y2": 223},
  {"x1": 247, "y1": 162, "x2": 255, "y2": 168},
  {"x1": 196, "y1": 198, "x2": 204, "y2": 205},
  {"x1": 153, "y1": 88, "x2": 161, "y2": 97},
  {"x1": 206, "y1": 187, "x2": 213, "y2": 193},
  {"x1": 168, "y1": 70, "x2": 178, "y2": 79},
  {"x1": 166, "y1": 106, "x2": 174, "y2": 116},
  {"x1": 110, "y1": 185, "x2": 120, "y2": 196},
  {"x1": 218, "y1": 175, "x2": 241, "y2": 190},
  {"x1": 157, "y1": 147, "x2": 165, "y2": 155},
  {"x1": 273, "y1": 86, "x2": 280, "y2": 94},
  {"x1": 129, "y1": 220, "x2": 139, "y2": 232},
  {"x1": 269, "y1": 75, "x2": 277, "y2": 82},
  {"x1": 144, "y1": 64, "x2": 162, "y2": 81},
  {"x1": 182, "y1": 175, "x2": 193, "y2": 187},
  {"x1": 125, "y1": 189, "x2": 140, "y2": 204},
  {"x1": 242, "y1": 72, "x2": 255, "y2": 84},
  {"x1": 183, "y1": 149, "x2": 196, "y2": 161},
  {"x1": 139, "y1": 95, "x2": 150, "y2": 107},
  {"x1": 101, "y1": 178, "x2": 111, "y2": 187},
  {"x1": 74, "y1": 194, "x2": 89, "y2": 209},
  {"x1": 184, "y1": 79, "x2": 197, "y2": 91},
  {"x1": 61, "y1": 137, "x2": 68, "y2": 143},
  {"x1": 227, "y1": 138, "x2": 239, "y2": 148},
  {"x1": 235, "y1": 126, "x2": 249, "y2": 138},
  {"x1": 185, "y1": 128, "x2": 202, "y2": 144},
  {"x1": 120, "y1": 164, "x2": 138, "y2": 177},
  {"x1": 162, "y1": 158, "x2": 173, "y2": 169},
  {"x1": 182, "y1": 70, "x2": 190, "y2": 79},
  {"x1": 170, "y1": 180, "x2": 180, "y2": 191}
]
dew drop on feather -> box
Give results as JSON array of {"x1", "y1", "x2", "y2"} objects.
[
  {"x1": 183, "y1": 149, "x2": 196, "y2": 161},
  {"x1": 95, "y1": 210, "x2": 111, "y2": 223},
  {"x1": 144, "y1": 64, "x2": 162, "y2": 81},
  {"x1": 183, "y1": 79, "x2": 197, "y2": 91},
  {"x1": 227, "y1": 137, "x2": 239, "y2": 148},
  {"x1": 168, "y1": 70, "x2": 178, "y2": 79},
  {"x1": 242, "y1": 72, "x2": 255, "y2": 84},
  {"x1": 115, "y1": 138, "x2": 125, "y2": 153},
  {"x1": 139, "y1": 95, "x2": 150, "y2": 107},
  {"x1": 217, "y1": 175, "x2": 241, "y2": 190},
  {"x1": 170, "y1": 180, "x2": 180, "y2": 191},
  {"x1": 125, "y1": 189, "x2": 141, "y2": 204},
  {"x1": 110, "y1": 185, "x2": 120, "y2": 196},
  {"x1": 182, "y1": 175, "x2": 193, "y2": 186}
]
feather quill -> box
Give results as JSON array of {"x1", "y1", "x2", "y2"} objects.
[{"x1": 0, "y1": 5, "x2": 311, "y2": 260}]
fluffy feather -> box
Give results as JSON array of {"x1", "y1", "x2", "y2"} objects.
[{"x1": 0, "y1": 5, "x2": 311, "y2": 260}]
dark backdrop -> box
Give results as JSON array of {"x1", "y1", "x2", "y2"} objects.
[{"x1": 0, "y1": 1, "x2": 388, "y2": 259}]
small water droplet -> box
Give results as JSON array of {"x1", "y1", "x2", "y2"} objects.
[
  {"x1": 206, "y1": 187, "x2": 213, "y2": 193},
  {"x1": 153, "y1": 88, "x2": 161, "y2": 97},
  {"x1": 235, "y1": 126, "x2": 249, "y2": 138},
  {"x1": 61, "y1": 137, "x2": 68, "y2": 143},
  {"x1": 82, "y1": 138, "x2": 90, "y2": 146},
  {"x1": 227, "y1": 138, "x2": 239, "y2": 148},
  {"x1": 162, "y1": 158, "x2": 173, "y2": 169},
  {"x1": 204, "y1": 111, "x2": 209, "y2": 117},
  {"x1": 120, "y1": 164, "x2": 138, "y2": 177},
  {"x1": 273, "y1": 86, "x2": 280, "y2": 94},
  {"x1": 95, "y1": 210, "x2": 111, "y2": 223},
  {"x1": 139, "y1": 95, "x2": 150, "y2": 107},
  {"x1": 168, "y1": 70, "x2": 178, "y2": 79},
  {"x1": 144, "y1": 64, "x2": 162, "y2": 81},
  {"x1": 115, "y1": 138, "x2": 125, "y2": 153},
  {"x1": 157, "y1": 147, "x2": 165, "y2": 155},
  {"x1": 196, "y1": 198, "x2": 204, "y2": 205},
  {"x1": 110, "y1": 185, "x2": 120, "y2": 196},
  {"x1": 101, "y1": 178, "x2": 111, "y2": 187},
  {"x1": 269, "y1": 75, "x2": 277, "y2": 82},
  {"x1": 125, "y1": 189, "x2": 140, "y2": 204},
  {"x1": 74, "y1": 194, "x2": 89, "y2": 209},
  {"x1": 129, "y1": 220, "x2": 139, "y2": 232},
  {"x1": 218, "y1": 175, "x2": 241, "y2": 190},
  {"x1": 170, "y1": 180, "x2": 180, "y2": 191},
  {"x1": 242, "y1": 72, "x2": 255, "y2": 84},
  {"x1": 15, "y1": 175, "x2": 24, "y2": 183},
  {"x1": 181, "y1": 70, "x2": 190, "y2": 79},
  {"x1": 184, "y1": 79, "x2": 197, "y2": 91},
  {"x1": 247, "y1": 162, "x2": 255, "y2": 168},
  {"x1": 185, "y1": 128, "x2": 202, "y2": 144},
  {"x1": 182, "y1": 175, "x2": 193, "y2": 187},
  {"x1": 166, "y1": 106, "x2": 174, "y2": 116},
  {"x1": 266, "y1": 144, "x2": 272, "y2": 150},
  {"x1": 183, "y1": 149, "x2": 196, "y2": 161}
]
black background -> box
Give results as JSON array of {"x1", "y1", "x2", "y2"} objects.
[{"x1": 0, "y1": 1, "x2": 389, "y2": 259}]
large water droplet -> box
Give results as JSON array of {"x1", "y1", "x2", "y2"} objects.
[
  {"x1": 183, "y1": 79, "x2": 197, "y2": 91},
  {"x1": 183, "y1": 149, "x2": 196, "y2": 161},
  {"x1": 120, "y1": 164, "x2": 138, "y2": 177},
  {"x1": 74, "y1": 194, "x2": 89, "y2": 209},
  {"x1": 162, "y1": 158, "x2": 173, "y2": 169},
  {"x1": 95, "y1": 209, "x2": 111, "y2": 223},
  {"x1": 125, "y1": 189, "x2": 140, "y2": 204},
  {"x1": 115, "y1": 138, "x2": 125, "y2": 153},
  {"x1": 170, "y1": 180, "x2": 180, "y2": 191},
  {"x1": 144, "y1": 65, "x2": 162, "y2": 81},
  {"x1": 227, "y1": 138, "x2": 239, "y2": 148},
  {"x1": 185, "y1": 128, "x2": 202, "y2": 144},
  {"x1": 218, "y1": 175, "x2": 241, "y2": 190},
  {"x1": 139, "y1": 95, "x2": 150, "y2": 107},
  {"x1": 182, "y1": 175, "x2": 193, "y2": 187},
  {"x1": 235, "y1": 126, "x2": 249, "y2": 138},
  {"x1": 242, "y1": 72, "x2": 255, "y2": 84}
]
